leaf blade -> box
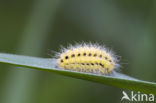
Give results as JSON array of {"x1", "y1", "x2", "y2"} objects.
[{"x1": 0, "y1": 53, "x2": 156, "y2": 94}]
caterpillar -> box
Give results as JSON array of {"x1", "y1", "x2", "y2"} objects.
[{"x1": 56, "y1": 43, "x2": 119, "y2": 75}]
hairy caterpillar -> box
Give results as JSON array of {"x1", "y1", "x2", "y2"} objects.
[{"x1": 56, "y1": 43, "x2": 119, "y2": 75}]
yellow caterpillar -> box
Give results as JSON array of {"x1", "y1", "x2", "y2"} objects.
[{"x1": 56, "y1": 43, "x2": 119, "y2": 75}]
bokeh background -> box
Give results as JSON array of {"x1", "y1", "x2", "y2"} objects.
[{"x1": 0, "y1": 0, "x2": 156, "y2": 103}]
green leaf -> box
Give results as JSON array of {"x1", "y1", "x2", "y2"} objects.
[{"x1": 0, "y1": 53, "x2": 156, "y2": 94}]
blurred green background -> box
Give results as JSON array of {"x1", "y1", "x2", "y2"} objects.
[{"x1": 0, "y1": 0, "x2": 156, "y2": 103}]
